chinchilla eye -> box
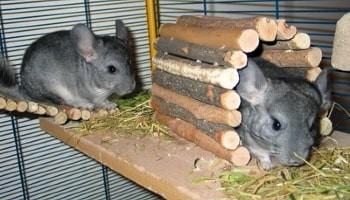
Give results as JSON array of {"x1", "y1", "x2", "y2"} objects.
[
  {"x1": 272, "y1": 118, "x2": 281, "y2": 131},
  {"x1": 107, "y1": 65, "x2": 118, "y2": 74}
]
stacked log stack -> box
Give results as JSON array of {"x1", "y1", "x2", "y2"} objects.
[{"x1": 151, "y1": 15, "x2": 323, "y2": 166}]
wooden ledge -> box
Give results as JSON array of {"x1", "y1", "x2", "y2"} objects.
[
  {"x1": 39, "y1": 118, "x2": 350, "y2": 200},
  {"x1": 39, "y1": 118, "x2": 239, "y2": 200}
]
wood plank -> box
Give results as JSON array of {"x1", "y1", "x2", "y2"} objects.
[
  {"x1": 39, "y1": 118, "x2": 350, "y2": 199},
  {"x1": 39, "y1": 118, "x2": 239, "y2": 200}
]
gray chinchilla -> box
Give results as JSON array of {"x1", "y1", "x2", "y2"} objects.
[
  {"x1": 0, "y1": 20, "x2": 136, "y2": 110},
  {"x1": 236, "y1": 58, "x2": 331, "y2": 170}
]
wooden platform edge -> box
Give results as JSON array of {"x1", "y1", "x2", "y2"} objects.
[{"x1": 39, "y1": 118, "x2": 199, "y2": 200}]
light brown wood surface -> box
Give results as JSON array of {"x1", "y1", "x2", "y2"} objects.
[{"x1": 39, "y1": 118, "x2": 350, "y2": 200}]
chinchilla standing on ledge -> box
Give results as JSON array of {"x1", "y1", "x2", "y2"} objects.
[
  {"x1": 0, "y1": 20, "x2": 136, "y2": 110},
  {"x1": 236, "y1": 58, "x2": 331, "y2": 170}
]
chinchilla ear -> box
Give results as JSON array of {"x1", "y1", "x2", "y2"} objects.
[
  {"x1": 314, "y1": 68, "x2": 332, "y2": 112},
  {"x1": 115, "y1": 20, "x2": 129, "y2": 43},
  {"x1": 70, "y1": 24, "x2": 98, "y2": 63},
  {"x1": 236, "y1": 59, "x2": 268, "y2": 105}
]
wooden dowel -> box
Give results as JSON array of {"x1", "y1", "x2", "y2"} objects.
[
  {"x1": 230, "y1": 146, "x2": 251, "y2": 167},
  {"x1": 260, "y1": 48, "x2": 322, "y2": 68},
  {"x1": 263, "y1": 32, "x2": 310, "y2": 50},
  {"x1": 91, "y1": 109, "x2": 109, "y2": 119},
  {"x1": 283, "y1": 67, "x2": 322, "y2": 82},
  {"x1": 155, "y1": 37, "x2": 247, "y2": 69},
  {"x1": 27, "y1": 101, "x2": 39, "y2": 113},
  {"x1": 0, "y1": 96, "x2": 92, "y2": 122},
  {"x1": 153, "y1": 54, "x2": 239, "y2": 89},
  {"x1": 150, "y1": 96, "x2": 233, "y2": 135},
  {"x1": 224, "y1": 50, "x2": 248, "y2": 69},
  {"x1": 64, "y1": 107, "x2": 82, "y2": 120},
  {"x1": 42, "y1": 105, "x2": 59, "y2": 116},
  {"x1": 81, "y1": 109, "x2": 91, "y2": 120},
  {"x1": 153, "y1": 69, "x2": 241, "y2": 110},
  {"x1": 34, "y1": 105, "x2": 46, "y2": 115},
  {"x1": 159, "y1": 23, "x2": 259, "y2": 52},
  {"x1": 5, "y1": 99, "x2": 17, "y2": 112},
  {"x1": 16, "y1": 101, "x2": 28, "y2": 113},
  {"x1": 155, "y1": 112, "x2": 250, "y2": 166},
  {"x1": 176, "y1": 15, "x2": 277, "y2": 42},
  {"x1": 214, "y1": 130, "x2": 241, "y2": 150},
  {"x1": 306, "y1": 67, "x2": 322, "y2": 82},
  {"x1": 152, "y1": 83, "x2": 241, "y2": 127},
  {"x1": 0, "y1": 97, "x2": 7, "y2": 109},
  {"x1": 276, "y1": 19, "x2": 297, "y2": 40},
  {"x1": 54, "y1": 111, "x2": 68, "y2": 125}
]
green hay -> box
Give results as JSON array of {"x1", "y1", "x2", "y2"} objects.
[
  {"x1": 218, "y1": 146, "x2": 350, "y2": 200},
  {"x1": 75, "y1": 90, "x2": 170, "y2": 137}
]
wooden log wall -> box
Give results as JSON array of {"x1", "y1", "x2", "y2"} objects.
[{"x1": 152, "y1": 15, "x2": 326, "y2": 166}]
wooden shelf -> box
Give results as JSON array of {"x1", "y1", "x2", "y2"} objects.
[
  {"x1": 39, "y1": 118, "x2": 238, "y2": 200},
  {"x1": 39, "y1": 117, "x2": 350, "y2": 200}
]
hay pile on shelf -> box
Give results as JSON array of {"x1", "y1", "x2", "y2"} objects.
[
  {"x1": 216, "y1": 146, "x2": 350, "y2": 200},
  {"x1": 76, "y1": 91, "x2": 169, "y2": 137}
]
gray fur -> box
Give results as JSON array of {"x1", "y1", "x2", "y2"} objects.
[
  {"x1": 236, "y1": 58, "x2": 331, "y2": 170},
  {"x1": 0, "y1": 20, "x2": 135, "y2": 110}
]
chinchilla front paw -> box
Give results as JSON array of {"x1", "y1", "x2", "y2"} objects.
[
  {"x1": 259, "y1": 160, "x2": 276, "y2": 170},
  {"x1": 257, "y1": 155, "x2": 276, "y2": 170},
  {"x1": 98, "y1": 100, "x2": 117, "y2": 110}
]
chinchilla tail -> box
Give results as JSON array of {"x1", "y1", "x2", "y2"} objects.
[{"x1": 0, "y1": 58, "x2": 26, "y2": 100}]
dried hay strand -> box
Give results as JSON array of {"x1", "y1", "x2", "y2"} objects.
[
  {"x1": 75, "y1": 91, "x2": 169, "y2": 137},
  {"x1": 213, "y1": 146, "x2": 350, "y2": 200}
]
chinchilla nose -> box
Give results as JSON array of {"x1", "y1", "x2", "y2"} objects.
[
  {"x1": 287, "y1": 158, "x2": 304, "y2": 166},
  {"x1": 288, "y1": 150, "x2": 310, "y2": 166},
  {"x1": 123, "y1": 78, "x2": 136, "y2": 95},
  {"x1": 128, "y1": 79, "x2": 136, "y2": 92}
]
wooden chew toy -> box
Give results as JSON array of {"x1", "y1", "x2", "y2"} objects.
[
  {"x1": 16, "y1": 101, "x2": 28, "y2": 113},
  {"x1": 0, "y1": 97, "x2": 6, "y2": 109},
  {"x1": 151, "y1": 83, "x2": 242, "y2": 127},
  {"x1": 81, "y1": 109, "x2": 92, "y2": 120},
  {"x1": 62, "y1": 107, "x2": 82, "y2": 121},
  {"x1": 153, "y1": 54, "x2": 239, "y2": 89},
  {"x1": 27, "y1": 101, "x2": 39, "y2": 113},
  {"x1": 214, "y1": 130, "x2": 241, "y2": 151},
  {"x1": 0, "y1": 94, "x2": 114, "y2": 125},
  {"x1": 331, "y1": 12, "x2": 350, "y2": 71},
  {"x1": 153, "y1": 69, "x2": 241, "y2": 110},
  {"x1": 155, "y1": 37, "x2": 247, "y2": 69},
  {"x1": 263, "y1": 32, "x2": 310, "y2": 50},
  {"x1": 54, "y1": 111, "x2": 68, "y2": 125},
  {"x1": 150, "y1": 96, "x2": 239, "y2": 150},
  {"x1": 176, "y1": 15, "x2": 277, "y2": 42},
  {"x1": 155, "y1": 112, "x2": 250, "y2": 166},
  {"x1": 260, "y1": 47, "x2": 322, "y2": 68},
  {"x1": 34, "y1": 105, "x2": 46, "y2": 115},
  {"x1": 151, "y1": 15, "x2": 325, "y2": 166},
  {"x1": 283, "y1": 67, "x2": 322, "y2": 82},
  {"x1": 5, "y1": 99, "x2": 17, "y2": 112},
  {"x1": 40, "y1": 105, "x2": 58, "y2": 116},
  {"x1": 276, "y1": 19, "x2": 297, "y2": 40},
  {"x1": 159, "y1": 23, "x2": 259, "y2": 53}
]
